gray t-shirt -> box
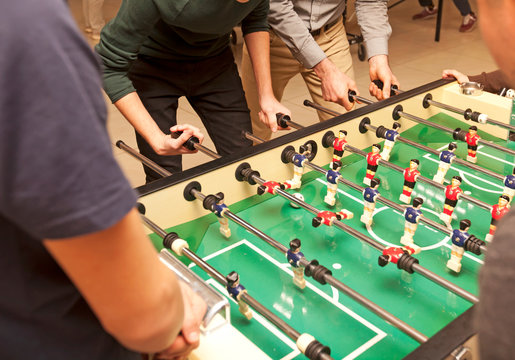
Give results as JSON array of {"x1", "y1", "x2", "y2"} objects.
[{"x1": 0, "y1": 0, "x2": 138, "y2": 358}]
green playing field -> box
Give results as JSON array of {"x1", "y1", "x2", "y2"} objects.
[{"x1": 149, "y1": 113, "x2": 514, "y2": 359}]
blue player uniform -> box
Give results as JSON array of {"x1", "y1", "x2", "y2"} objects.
[
  {"x1": 505, "y1": 174, "x2": 515, "y2": 189},
  {"x1": 440, "y1": 150, "x2": 456, "y2": 164},
  {"x1": 292, "y1": 153, "x2": 307, "y2": 167},
  {"x1": 404, "y1": 207, "x2": 422, "y2": 224},
  {"x1": 287, "y1": 250, "x2": 305, "y2": 267},
  {"x1": 326, "y1": 169, "x2": 340, "y2": 184},
  {"x1": 212, "y1": 203, "x2": 228, "y2": 217},
  {"x1": 363, "y1": 187, "x2": 379, "y2": 203},
  {"x1": 227, "y1": 283, "x2": 246, "y2": 300},
  {"x1": 384, "y1": 129, "x2": 399, "y2": 142},
  {"x1": 451, "y1": 229, "x2": 470, "y2": 248}
]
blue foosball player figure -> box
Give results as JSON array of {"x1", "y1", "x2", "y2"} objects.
[
  {"x1": 447, "y1": 219, "x2": 473, "y2": 273},
  {"x1": 433, "y1": 142, "x2": 457, "y2": 184},
  {"x1": 286, "y1": 238, "x2": 306, "y2": 289},
  {"x1": 360, "y1": 178, "x2": 381, "y2": 226},
  {"x1": 400, "y1": 197, "x2": 424, "y2": 251},
  {"x1": 285, "y1": 145, "x2": 310, "y2": 189},
  {"x1": 380, "y1": 122, "x2": 401, "y2": 161},
  {"x1": 226, "y1": 271, "x2": 252, "y2": 320},
  {"x1": 211, "y1": 192, "x2": 231, "y2": 238},
  {"x1": 503, "y1": 167, "x2": 515, "y2": 203},
  {"x1": 324, "y1": 160, "x2": 342, "y2": 206}
]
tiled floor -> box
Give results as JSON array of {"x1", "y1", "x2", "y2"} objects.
[{"x1": 69, "y1": 0, "x2": 495, "y2": 187}]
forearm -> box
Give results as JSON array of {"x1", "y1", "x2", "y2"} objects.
[
  {"x1": 44, "y1": 208, "x2": 184, "y2": 352},
  {"x1": 114, "y1": 92, "x2": 165, "y2": 153},
  {"x1": 244, "y1": 31, "x2": 274, "y2": 101}
]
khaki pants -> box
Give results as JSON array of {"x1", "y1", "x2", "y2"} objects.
[{"x1": 241, "y1": 19, "x2": 354, "y2": 140}]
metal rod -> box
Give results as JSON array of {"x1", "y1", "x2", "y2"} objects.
[
  {"x1": 191, "y1": 186, "x2": 429, "y2": 342},
  {"x1": 427, "y1": 98, "x2": 515, "y2": 132},
  {"x1": 116, "y1": 140, "x2": 173, "y2": 177},
  {"x1": 343, "y1": 142, "x2": 492, "y2": 211},
  {"x1": 304, "y1": 99, "x2": 341, "y2": 117},
  {"x1": 397, "y1": 110, "x2": 515, "y2": 156},
  {"x1": 363, "y1": 122, "x2": 504, "y2": 181},
  {"x1": 349, "y1": 91, "x2": 374, "y2": 105},
  {"x1": 243, "y1": 131, "x2": 266, "y2": 144},
  {"x1": 412, "y1": 263, "x2": 479, "y2": 303},
  {"x1": 244, "y1": 169, "x2": 478, "y2": 304},
  {"x1": 142, "y1": 214, "x2": 334, "y2": 358},
  {"x1": 305, "y1": 161, "x2": 487, "y2": 254}
]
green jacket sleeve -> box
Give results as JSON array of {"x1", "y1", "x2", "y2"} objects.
[{"x1": 95, "y1": 0, "x2": 161, "y2": 103}]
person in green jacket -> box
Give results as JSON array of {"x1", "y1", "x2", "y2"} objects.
[{"x1": 96, "y1": 0, "x2": 290, "y2": 182}]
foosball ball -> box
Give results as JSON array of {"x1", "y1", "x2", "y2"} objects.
[{"x1": 133, "y1": 79, "x2": 514, "y2": 359}]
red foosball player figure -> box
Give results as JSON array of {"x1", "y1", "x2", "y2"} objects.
[
  {"x1": 332, "y1": 130, "x2": 347, "y2": 163},
  {"x1": 433, "y1": 142, "x2": 457, "y2": 184},
  {"x1": 380, "y1": 122, "x2": 401, "y2": 161},
  {"x1": 257, "y1": 180, "x2": 285, "y2": 195},
  {"x1": 284, "y1": 144, "x2": 309, "y2": 189},
  {"x1": 226, "y1": 271, "x2": 252, "y2": 320},
  {"x1": 363, "y1": 144, "x2": 381, "y2": 186},
  {"x1": 485, "y1": 195, "x2": 511, "y2": 242},
  {"x1": 465, "y1": 126, "x2": 480, "y2": 163},
  {"x1": 399, "y1": 159, "x2": 420, "y2": 204},
  {"x1": 312, "y1": 209, "x2": 353, "y2": 228},
  {"x1": 503, "y1": 167, "x2": 515, "y2": 203},
  {"x1": 439, "y1": 175, "x2": 463, "y2": 227},
  {"x1": 400, "y1": 197, "x2": 423, "y2": 251},
  {"x1": 324, "y1": 160, "x2": 342, "y2": 206},
  {"x1": 211, "y1": 192, "x2": 231, "y2": 238},
  {"x1": 360, "y1": 178, "x2": 381, "y2": 226},
  {"x1": 286, "y1": 239, "x2": 306, "y2": 289},
  {"x1": 378, "y1": 245, "x2": 420, "y2": 268}
]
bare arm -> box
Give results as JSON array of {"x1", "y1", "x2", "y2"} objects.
[
  {"x1": 244, "y1": 31, "x2": 291, "y2": 132},
  {"x1": 114, "y1": 92, "x2": 204, "y2": 156},
  {"x1": 44, "y1": 208, "x2": 186, "y2": 353}
]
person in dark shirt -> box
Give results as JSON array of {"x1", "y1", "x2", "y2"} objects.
[
  {"x1": 96, "y1": 0, "x2": 290, "y2": 182},
  {"x1": 472, "y1": 0, "x2": 515, "y2": 358},
  {"x1": 0, "y1": 0, "x2": 205, "y2": 359},
  {"x1": 442, "y1": 69, "x2": 513, "y2": 95}
]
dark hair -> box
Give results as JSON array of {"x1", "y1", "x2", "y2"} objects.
[
  {"x1": 452, "y1": 175, "x2": 463, "y2": 183},
  {"x1": 410, "y1": 159, "x2": 420, "y2": 165},
  {"x1": 226, "y1": 271, "x2": 239, "y2": 286},
  {"x1": 412, "y1": 197, "x2": 424, "y2": 207},
  {"x1": 448, "y1": 142, "x2": 457, "y2": 151},
  {"x1": 370, "y1": 178, "x2": 381, "y2": 187},
  {"x1": 332, "y1": 160, "x2": 342, "y2": 170},
  {"x1": 289, "y1": 238, "x2": 301, "y2": 250},
  {"x1": 459, "y1": 219, "x2": 471, "y2": 230}
]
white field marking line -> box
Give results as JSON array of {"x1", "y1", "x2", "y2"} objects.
[
  {"x1": 367, "y1": 207, "x2": 484, "y2": 265},
  {"x1": 315, "y1": 178, "x2": 387, "y2": 213},
  {"x1": 423, "y1": 153, "x2": 503, "y2": 192},
  {"x1": 316, "y1": 178, "x2": 483, "y2": 262},
  {"x1": 207, "y1": 279, "x2": 299, "y2": 360},
  {"x1": 192, "y1": 239, "x2": 387, "y2": 360},
  {"x1": 433, "y1": 144, "x2": 514, "y2": 166},
  {"x1": 476, "y1": 145, "x2": 515, "y2": 166}
]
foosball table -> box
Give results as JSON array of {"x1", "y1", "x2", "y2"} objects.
[{"x1": 134, "y1": 79, "x2": 514, "y2": 360}]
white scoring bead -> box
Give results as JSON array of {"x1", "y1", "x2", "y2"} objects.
[
  {"x1": 290, "y1": 192, "x2": 304, "y2": 208},
  {"x1": 171, "y1": 239, "x2": 189, "y2": 256},
  {"x1": 296, "y1": 333, "x2": 316, "y2": 354},
  {"x1": 478, "y1": 113, "x2": 488, "y2": 124}
]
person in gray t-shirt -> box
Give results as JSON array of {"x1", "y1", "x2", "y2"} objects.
[{"x1": 0, "y1": 0, "x2": 205, "y2": 358}]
